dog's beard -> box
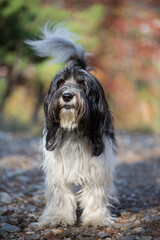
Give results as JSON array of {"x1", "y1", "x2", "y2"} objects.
[{"x1": 59, "y1": 107, "x2": 77, "y2": 130}]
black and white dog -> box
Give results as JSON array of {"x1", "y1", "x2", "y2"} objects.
[{"x1": 26, "y1": 23, "x2": 117, "y2": 227}]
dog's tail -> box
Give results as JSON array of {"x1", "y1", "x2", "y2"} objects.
[{"x1": 25, "y1": 22, "x2": 88, "y2": 69}]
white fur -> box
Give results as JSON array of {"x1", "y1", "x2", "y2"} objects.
[
  {"x1": 59, "y1": 108, "x2": 77, "y2": 130},
  {"x1": 24, "y1": 22, "x2": 84, "y2": 63},
  {"x1": 40, "y1": 132, "x2": 116, "y2": 227}
]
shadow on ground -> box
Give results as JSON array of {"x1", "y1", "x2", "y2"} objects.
[{"x1": 116, "y1": 157, "x2": 160, "y2": 213}]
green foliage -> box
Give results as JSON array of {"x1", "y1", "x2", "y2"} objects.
[
  {"x1": 131, "y1": 125, "x2": 154, "y2": 134},
  {"x1": 0, "y1": 0, "x2": 71, "y2": 63},
  {"x1": 0, "y1": 78, "x2": 7, "y2": 104},
  {"x1": 0, "y1": 0, "x2": 37, "y2": 59},
  {"x1": 33, "y1": 62, "x2": 62, "y2": 88},
  {"x1": 76, "y1": 4, "x2": 105, "y2": 31},
  {"x1": 69, "y1": 4, "x2": 105, "y2": 50}
]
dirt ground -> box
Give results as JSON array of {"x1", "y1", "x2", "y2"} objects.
[{"x1": 0, "y1": 131, "x2": 160, "y2": 240}]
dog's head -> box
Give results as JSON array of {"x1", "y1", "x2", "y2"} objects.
[
  {"x1": 44, "y1": 65, "x2": 114, "y2": 156},
  {"x1": 45, "y1": 66, "x2": 87, "y2": 131}
]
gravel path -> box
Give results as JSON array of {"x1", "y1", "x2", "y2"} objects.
[{"x1": 0, "y1": 131, "x2": 160, "y2": 240}]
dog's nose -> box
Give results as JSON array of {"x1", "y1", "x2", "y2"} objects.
[{"x1": 62, "y1": 92, "x2": 73, "y2": 102}]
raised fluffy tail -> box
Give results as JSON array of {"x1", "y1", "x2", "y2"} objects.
[{"x1": 25, "y1": 22, "x2": 87, "y2": 69}]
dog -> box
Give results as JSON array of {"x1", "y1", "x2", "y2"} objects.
[{"x1": 25, "y1": 22, "x2": 117, "y2": 227}]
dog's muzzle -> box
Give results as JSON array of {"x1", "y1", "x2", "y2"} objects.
[{"x1": 58, "y1": 91, "x2": 77, "y2": 129}]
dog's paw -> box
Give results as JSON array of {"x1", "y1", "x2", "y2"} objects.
[
  {"x1": 81, "y1": 213, "x2": 114, "y2": 227},
  {"x1": 39, "y1": 215, "x2": 76, "y2": 227},
  {"x1": 81, "y1": 218, "x2": 114, "y2": 227}
]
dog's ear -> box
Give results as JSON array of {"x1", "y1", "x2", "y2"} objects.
[
  {"x1": 45, "y1": 122, "x2": 59, "y2": 151},
  {"x1": 88, "y1": 77, "x2": 114, "y2": 156},
  {"x1": 44, "y1": 86, "x2": 60, "y2": 151}
]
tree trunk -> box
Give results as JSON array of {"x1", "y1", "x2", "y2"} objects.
[{"x1": 32, "y1": 83, "x2": 45, "y2": 124}]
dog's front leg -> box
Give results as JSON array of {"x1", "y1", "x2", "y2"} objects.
[
  {"x1": 39, "y1": 182, "x2": 77, "y2": 227},
  {"x1": 79, "y1": 184, "x2": 114, "y2": 226}
]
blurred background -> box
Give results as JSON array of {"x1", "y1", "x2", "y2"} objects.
[{"x1": 0, "y1": 0, "x2": 160, "y2": 135}]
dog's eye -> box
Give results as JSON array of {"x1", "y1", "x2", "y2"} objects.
[
  {"x1": 78, "y1": 81, "x2": 85, "y2": 88},
  {"x1": 58, "y1": 80, "x2": 65, "y2": 87}
]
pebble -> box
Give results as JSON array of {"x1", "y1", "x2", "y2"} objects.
[
  {"x1": 114, "y1": 223, "x2": 129, "y2": 229},
  {"x1": 142, "y1": 237, "x2": 152, "y2": 240},
  {"x1": 27, "y1": 184, "x2": 43, "y2": 192},
  {"x1": 129, "y1": 215, "x2": 136, "y2": 222},
  {"x1": 0, "y1": 216, "x2": 7, "y2": 221},
  {"x1": 0, "y1": 206, "x2": 8, "y2": 214},
  {"x1": 120, "y1": 236, "x2": 141, "y2": 240},
  {"x1": 43, "y1": 229, "x2": 55, "y2": 236},
  {"x1": 59, "y1": 230, "x2": 71, "y2": 238},
  {"x1": 120, "y1": 211, "x2": 130, "y2": 218},
  {"x1": 15, "y1": 175, "x2": 30, "y2": 183},
  {"x1": 7, "y1": 169, "x2": 25, "y2": 178},
  {"x1": 26, "y1": 231, "x2": 35, "y2": 235},
  {"x1": 0, "y1": 223, "x2": 20, "y2": 233},
  {"x1": 96, "y1": 231, "x2": 110, "y2": 238},
  {"x1": 29, "y1": 234, "x2": 41, "y2": 240},
  {"x1": 133, "y1": 227, "x2": 145, "y2": 233},
  {"x1": 134, "y1": 220, "x2": 141, "y2": 224},
  {"x1": 25, "y1": 204, "x2": 37, "y2": 212},
  {"x1": 24, "y1": 227, "x2": 32, "y2": 232},
  {"x1": 82, "y1": 230, "x2": 95, "y2": 237},
  {"x1": 28, "y1": 222, "x2": 40, "y2": 231},
  {"x1": 0, "y1": 192, "x2": 12, "y2": 204}
]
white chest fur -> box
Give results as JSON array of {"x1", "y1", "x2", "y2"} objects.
[{"x1": 42, "y1": 134, "x2": 116, "y2": 187}]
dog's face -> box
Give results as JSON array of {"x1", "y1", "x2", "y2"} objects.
[
  {"x1": 49, "y1": 68, "x2": 88, "y2": 130},
  {"x1": 44, "y1": 66, "x2": 114, "y2": 156}
]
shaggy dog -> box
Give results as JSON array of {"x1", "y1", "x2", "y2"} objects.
[{"x1": 25, "y1": 22, "x2": 117, "y2": 227}]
